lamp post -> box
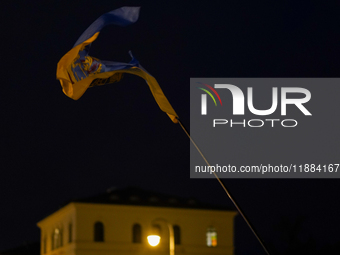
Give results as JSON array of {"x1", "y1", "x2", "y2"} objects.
[{"x1": 147, "y1": 218, "x2": 174, "y2": 255}]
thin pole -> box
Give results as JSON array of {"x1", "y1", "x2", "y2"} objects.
[{"x1": 177, "y1": 119, "x2": 271, "y2": 255}]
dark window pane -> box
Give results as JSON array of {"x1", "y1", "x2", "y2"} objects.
[
  {"x1": 132, "y1": 224, "x2": 142, "y2": 243},
  {"x1": 173, "y1": 225, "x2": 181, "y2": 245},
  {"x1": 51, "y1": 232, "x2": 54, "y2": 250},
  {"x1": 68, "y1": 223, "x2": 72, "y2": 243},
  {"x1": 43, "y1": 237, "x2": 46, "y2": 254},
  {"x1": 94, "y1": 222, "x2": 104, "y2": 242}
]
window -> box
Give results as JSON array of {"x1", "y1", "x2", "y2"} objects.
[
  {"x1": 43, "y1": 236, "x2": 46, "y2": 254},
  {"x1": 60, "y1": 228, "x2": 63, "y2": 247},
  {"x1": 132, "y1": 224, "x2": 142, "y2": 243},
  {"x1": 206, "y1": 227, "x2": 217, "y2": 247},
  {"x1": 68, "y1": 223, "x2": 72, "y2": 243},
  {"x1": 94, "y1": 222, "x2": 104, "y2": 242},
  {"x1": 173, "y1": 225, "x2": 181, "y2": 245},
  {"x1": 51, "y1": 232, "x2": 54, "y2": 251},
  {"x1": 52, "y1": 228, "x2": 62, "y2": 250}
]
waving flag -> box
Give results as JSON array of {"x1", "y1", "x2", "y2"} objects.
[{"x1": 56, "y1": 7, "x2": 178, "y2": 123}]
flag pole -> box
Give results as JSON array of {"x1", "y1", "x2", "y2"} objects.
[{"x1": 177, "y1": 118, "x2": 271, "y2": 255}]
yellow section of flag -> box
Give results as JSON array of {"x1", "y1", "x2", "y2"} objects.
[{"x1": 57, "y1": 22, "x2": 178, "y2": 123}]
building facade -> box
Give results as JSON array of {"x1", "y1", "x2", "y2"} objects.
[{"x1": 37, "y1": 187, "x2": 237, "y2": 255}]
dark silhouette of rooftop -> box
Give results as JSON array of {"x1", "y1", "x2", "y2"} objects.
[{"x1": 64, "y1": 186, "x2": 233, "y2": 211}]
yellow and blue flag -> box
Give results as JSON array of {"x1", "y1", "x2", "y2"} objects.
[{"x1": 56, "y1": 6, "x2": 178, "y2": 123}]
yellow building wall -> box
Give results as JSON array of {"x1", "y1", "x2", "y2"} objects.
[{"x1": 38, "y1": 202, "x2": 237, "y2": 255}]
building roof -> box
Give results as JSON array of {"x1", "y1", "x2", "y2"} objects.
[{"x1": 65, "y1": 186, "x2": 233, "y2": 211}]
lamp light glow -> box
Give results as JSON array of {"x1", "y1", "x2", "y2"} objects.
[{"x1": 147, "y1": 235, "x2": 161, "y2": 246}]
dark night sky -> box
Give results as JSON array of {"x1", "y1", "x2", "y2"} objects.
[{"x1": 1, "y1": 1, "x2": 340, "y2": 254}]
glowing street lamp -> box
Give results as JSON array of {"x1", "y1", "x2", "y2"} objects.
[
  {"x1": 147, "y1": 219, "x2": 174, "y2": 255},
  {"x1": 147, "y1": 235, "x2": 160, "y2": 246}
]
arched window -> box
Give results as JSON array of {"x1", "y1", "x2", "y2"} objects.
[
  {"x1": 173, "y1": 225, "x2": 181, "y2": 245},
  {"x1": 132, "y1": 224, "x2": 142, "y2": 243},
  {"x1": 68, "y1": 223, "x2": 72, "y2": 243},
  {"x1": 94, "y1": 222, "x2": 104, "y2": 242},
  {"x1": 52, "y1": 228, "x2": 62, "y2": 249},
  {"x1": 60, "y1": 228, "x2": 63, "y2": 247},
  {"x1": 206, "y1": 227, "x2": 217, "y2": 247},
  {"x1": 51, "y1": 231, "x2": 54, "y2": 251}
]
